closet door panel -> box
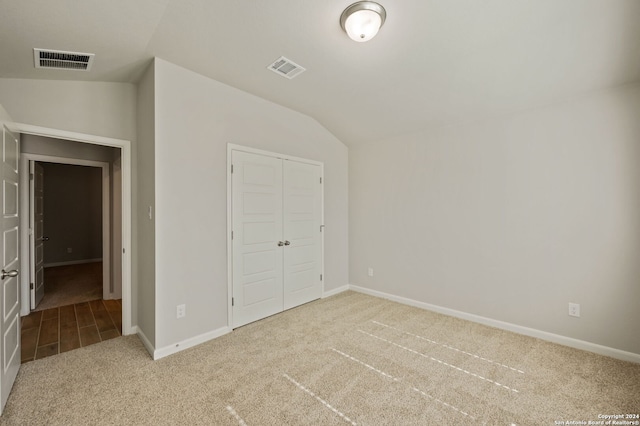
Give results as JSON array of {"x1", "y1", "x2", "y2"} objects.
[
  {"x1": 283, "y1": 160, "x2": 322, "y2": 310},
  {"x1": 232, "y1": 151, "x2": 284, "y2": 328}
]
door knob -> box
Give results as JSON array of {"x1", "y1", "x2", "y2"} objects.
[
  {"x1": 284, "y1": 241, "x2": 291, "y2": 246},
  {"x1": 277, "y1": 241, "x2": 284, "y2": 246},
  {"x1": 1, "y1": 269, "x2": 19, "y2": 280},
  {"x1": 41, "y1": 236, "x2": 50, "y2": 242}
]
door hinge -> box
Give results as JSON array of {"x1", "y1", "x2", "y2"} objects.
[
  {"x1": 30, "y1": 283, "x2": 34, "y2": 290},
  {"x1": 320, "y1": 177, "x2": 322, "y2": 184},
  {"x1": 30, "y1": 173, "x2": 34, "y2": 180},
  {"x1": 231, "y1": 231, "x2": 234, "y2": 240},
  {"x1": 231, "y1": 164, "x2": 234, "y2": 174},
  {"x1": 123, "y1": 248, "x2": 126, "y2": 254},
  {"x1": 232, "y1": 297, "x2": 234, "y2": 306},
  {"x1": 320, "y1": 274, "x2": 323, "y2": 281},
  {"x1": 320, "y1": 225, "x2": 324, "y2": 232}
]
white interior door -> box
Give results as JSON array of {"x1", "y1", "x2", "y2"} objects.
[
  {"x1": 1, "y1": 125, "x2": 20, "y2": 413},
  {"x1": 283, "y1": 160, "x2": 322, "y2": 310},
  {"x1": 232, "y1": 151, "x2": 284, "y2": 328},
  {"x1": 30, "y1": 161, "x2": 44, "y2": 309}
]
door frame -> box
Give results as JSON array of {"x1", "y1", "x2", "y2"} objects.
[
  {"x1": 13, "y1": 123, "x2": 133, "y2": 335},
  {"x1": 226, "y1": 143, "x2": 324, "y2": 329},
  {"x1": 22, "y1": 155, "x2": 111, "y2": 309}
]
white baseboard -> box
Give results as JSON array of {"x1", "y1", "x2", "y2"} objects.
[
  {"x1": 133, "y1": 326, "x2": 155, "y2": 359},
  {"x1": 349, "y1": 284, "x2": 640, "y2": 364},
  {"x1": 44, "y1": 258, "x2": 103, "y2": 268},
  {"x1": 153, "y1": 326, "x2": 231, "y2": 360},
  {"x1": 323, "y1": 284, "x2": 350, "y2": 298}
]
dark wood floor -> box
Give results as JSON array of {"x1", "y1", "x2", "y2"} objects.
[{"x1": 21, "y1": 299, "x2": 122, "y2": 363}]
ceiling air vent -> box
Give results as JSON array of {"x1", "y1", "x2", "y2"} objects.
[
  {"x1": 33, "y1": 48, "x2": 95, "y2": 71},
  {"x1": 267, "y1": 56, "x2": 306, "y2": 80}
]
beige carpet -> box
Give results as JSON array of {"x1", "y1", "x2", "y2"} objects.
[
  {"x1": 34, "y1": 262, "x2": 103, "y2": 312},
  {"x1": 3, "y1": 291, "x2": 639, "y2": 425}
]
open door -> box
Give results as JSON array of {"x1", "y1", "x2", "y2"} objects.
[
  {"x1": 29, "y1": 162, "x2": 44, "y2": 309},
  {"x1": 1, "y1": 125, "x2": 20, "y2": 413}
]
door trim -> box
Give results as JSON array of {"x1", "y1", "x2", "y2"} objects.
[
  {"x1": 22, "y1": 155, "x2": 111, "y2": 308},
  {"x1": 226, "y1": 144, "x2": 324, "y2": 329},
  {"x1": 12, "y1": 123, "x2": 133, "y2": 335}
]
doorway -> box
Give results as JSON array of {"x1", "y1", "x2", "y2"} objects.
[
  {"x1": 14, "y1": 124, "x2": 132, "y2": 335},
  {"x1": 29, "y1": 160, "x2": 110, "y2": 311},
  {"x1": 19, "y1": 141, "x2": 123, "y2": 361}
]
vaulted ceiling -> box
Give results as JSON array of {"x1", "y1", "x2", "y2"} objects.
[{"x1": 1, "y1": 0, "x2": 639, "y2": 145}]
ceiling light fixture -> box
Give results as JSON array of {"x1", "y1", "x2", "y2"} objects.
[{"x1": 340, "y1": 1, "x2": 386, "y2": 42}]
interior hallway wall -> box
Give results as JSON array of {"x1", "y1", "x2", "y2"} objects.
[{"x1": 135, "y1": 63, "x2": 156, "y2": 346}]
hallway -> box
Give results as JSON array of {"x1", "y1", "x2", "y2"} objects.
[{"x1": 21, "y1": 299, "x2": 122, "y2": 362}]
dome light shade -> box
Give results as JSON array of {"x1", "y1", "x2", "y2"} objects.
[{"x1": 340, "y1": 2, "x2": 386, "y2": 42}]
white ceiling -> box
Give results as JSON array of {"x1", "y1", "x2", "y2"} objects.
[{"x1": 1, "y1": 0, "x2": 639, "y2": 145}]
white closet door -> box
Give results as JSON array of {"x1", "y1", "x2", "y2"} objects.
[
  {"x1": 283, "y1": 160, "x2": 322, "y2": 310},
  {"x1": 232, "y1": 151, "x2": 283, "y2": 328}
]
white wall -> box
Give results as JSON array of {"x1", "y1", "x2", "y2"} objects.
[
  {"x1": 152, "y1": 58, "x2": 349, "y2": 350},
  {"x1": 0, "y1": 79, "x2": 136, "y2": 141},
  {"x1": 136, "y1": 63, "x2": 156, "y2": 346},
  {"x1": 350, "y1": 83, "x2": 640, "y2": 355},
  {"x1": 0, "y1": 104, "x2": 12, "y2": 124}
]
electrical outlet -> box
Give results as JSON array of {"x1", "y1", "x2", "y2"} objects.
[
  {"x1": 176, "y1": 304, "x2": 186, "y2": 319},
  {"x1": 367, "y1": 267, "x2": 374, "y2": 277},
  {"x1": 568, "y1": 302, "x2": 580, "y2": 317},
  {"x1": 67, "y1": 247, "x2": 72, "y2": 253}
]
